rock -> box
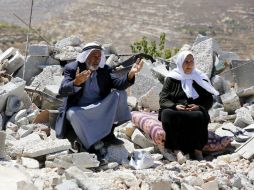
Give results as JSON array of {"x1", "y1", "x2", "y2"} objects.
[
  {"x1": 105, "y1": 144, "x2": 129, "y2": 164},
  {"x1": 220, "y1": 89, "x2": 241, "y2": 114},
  {"x1": 202, "y1": 180, "x2": 219, "y2": 190},
  {"x1": 131, "y1": 129, "x2": 154, "y2": 148},
  {"x1": 55, "y1": 180, "x2": 81, "y2": 190},
  {"x1": 21, "y1": 157, "x2": 40, "y2": 169},
  {"x1": 139, "y1": 86, "x2": 160, "y2": 111},
  {"x1": 55, "y1": 36, "x2": 81, "y2": 49},
  {"x1": 5, "y1": 95, "x2": 23, "y2": 116},
  {"x1": 234, "y1": 107, "x2": 254, "y2": 128},
  {"x1": 0, "y1": 77, "x2": 26, "y2": 112}
]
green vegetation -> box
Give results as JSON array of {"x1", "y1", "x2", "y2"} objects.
[{"x1": 130, "y1": 33, "x2": 179, "y2": 59}]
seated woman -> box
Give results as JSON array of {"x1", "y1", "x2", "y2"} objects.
[{"x1": 158, "y1": 50, "x2": 219, "y2": 163}]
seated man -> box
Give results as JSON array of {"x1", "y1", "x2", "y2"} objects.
[{"x1": 55, "y1": 42, "x2": 143, "y2": 152}]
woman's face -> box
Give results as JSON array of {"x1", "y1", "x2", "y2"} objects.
[{"x1": 182, "y1": 54, "x2": 194, "y2": 74}]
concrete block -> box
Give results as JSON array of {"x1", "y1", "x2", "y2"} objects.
[
  {"x1": 0, "y1": 47, "x2": 16, "y2": 63},
  {"x1": 28, "y1": 44, "x2": 49, "y2": 56},
  {"x1": 5, "y1": 51, "x2": 25, "y2": 74},
  {"x1": 0, "y1": 77, "x2": 26, "y2": 112}
]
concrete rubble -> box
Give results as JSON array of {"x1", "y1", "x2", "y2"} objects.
[{"x1": 0, "y1": 35, "x2": 254, "y2": 189}]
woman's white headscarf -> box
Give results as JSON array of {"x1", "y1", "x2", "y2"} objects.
[
  {"x1": 167, "y1": 50, "x2": 219, "y2": 99},
  {"x1": 76, "y1": 42, "x2": 106, "y2": 68}
]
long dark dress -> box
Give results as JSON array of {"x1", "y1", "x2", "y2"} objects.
[{"x1": 158, "y1": 77, "x2": 213, "y2": 153}]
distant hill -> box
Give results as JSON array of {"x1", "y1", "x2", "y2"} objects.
[{"x1": 0, "y1": 0, "x2": 253, "y2": 58}]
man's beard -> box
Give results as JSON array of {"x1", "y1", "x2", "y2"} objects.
[{"x1": 86, "y1": 63, "x2": 99, "y2": 71}]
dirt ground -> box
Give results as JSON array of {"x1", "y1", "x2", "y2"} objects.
[{"x1": 0, "y1": 0, "x2": 253, "y2": 58}]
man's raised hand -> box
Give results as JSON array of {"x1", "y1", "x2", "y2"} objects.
[{"x1": 73, "y1": 67, "x2": 91, "y2": 86}]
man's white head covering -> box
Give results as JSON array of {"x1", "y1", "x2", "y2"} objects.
[
  {"x1": 167, "y1": 50, "x2": 219, "y2": 99},
  {"x1": 76, "y1": 42, "x2": 106, "y2": 68}
]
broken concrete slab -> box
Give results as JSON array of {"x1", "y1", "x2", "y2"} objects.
[
  {"x1": 0, "y1": 77, "x2": 26, "y2": 112},
  {"x1": 191, "y1": 37, "x2": 223, "y2": 78},
  {"x1": 28, "y1": 44, "x2": 49, "y2": 56},
  {"x1": 22, "y1": 138, "x2": 71, "y2": 158},
  {"x1": 235, "y1": 136, "x2": 254, "y2": 159}
]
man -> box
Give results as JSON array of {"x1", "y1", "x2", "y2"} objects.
[{"x1": 55, "y1": 42, "x2": 143, "y2": 151}]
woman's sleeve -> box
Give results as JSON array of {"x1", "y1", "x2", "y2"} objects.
[{"x1": 159, "y1": 77, "x2": 176, "y2": 109}]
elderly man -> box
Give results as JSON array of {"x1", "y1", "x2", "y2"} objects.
[{"x1": 55, "y1": 42, "x2": 143, "y2": 151}]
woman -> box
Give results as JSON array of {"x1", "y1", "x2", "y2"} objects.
[{"x1": 159, "y1": 50, "x2": 219, "y2": 163}]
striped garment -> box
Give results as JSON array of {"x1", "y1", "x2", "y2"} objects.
[{"x1": 131, "y1": 111, "x2": 232, "y2": 152}]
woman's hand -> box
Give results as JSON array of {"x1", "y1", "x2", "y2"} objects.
[
  {"x1": 176, "y1": 105, "x2": 187, "y2": 111},
  {"x1": 176, "y1": 104, "x2": 199, "y2": 111},
  {"x1": 185, "y1": 104, "x2": 199, "y2": 111}
]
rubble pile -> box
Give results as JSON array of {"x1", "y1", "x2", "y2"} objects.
[{"x1": 0, "y1": 35, "x2": 254, "y2": 190}]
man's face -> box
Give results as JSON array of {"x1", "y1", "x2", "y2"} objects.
[
  {"x1": 86, "y1": 49, "x2": 101, "y2": 71},
  {"x1": 182, "y1": 54, "x2": 194, "y2": 74}
]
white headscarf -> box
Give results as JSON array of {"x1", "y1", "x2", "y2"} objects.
[
  {"x1": 76, "y1": 42, "x2": 106, "y2": 68},
  {"x1": 167, "y1": 50, "x2": 219, "y2": 99}
]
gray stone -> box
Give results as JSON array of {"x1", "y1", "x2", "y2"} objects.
[
  {"x1": 234, "y1": 107, "x2": 254, "y2": 128},
  {"x1": 0, "y1": 165, "x2": 30, "y2": 190},
  {"x1": 231, "y1": 60, "x2": 254, "y2": 92},
  {"x1": 21, "y1": 157, "x2": 40, "y2": 169},
  {"x1": 17, "y1": 181, "x2": 38, "y2": 190},
  {"x1": 237, "y1": 86, "x2": 254, "y2": 98},
  {"x1": 235, "y1": 136, "x2": 254, "y2": 159},
  {"x1": 55, "y1": 180, "x2": 81, "y2": 190},
  {"x1": 131, "y1": 129, "x2": 154, "y2": 148},
  {"x1": 102, "y1": 43, "x2": 118, "y2": 55},
  {"x1": 127, "y1": 96, "x2": 137, "y2": 109},
  {"x1": 10, "y1": 109, "x2": 27, "y2": 124},
  {"x1": 5, "y1": 95, "x2": 23, "y2": 116},
  {"x1": 181, "y1": 183, "x2": 196, "y2": 190},
  {"x1": 202, "y1": 180, "x2": 219, "y2": 190},
  {"x1": 0, "y1": 77, "x2": 26, "y2": 112},
  {"x1": 105, "y1": 144, "x2": 129, "y2": 163},
  {"x1": 106, "y1": 54, "x2": 119, "y2": 67},
  {"x1": 54, "y1": 51, "x2": 79, "y2": 61},
  {"x1": 211, "y1": 75, "x2": 231, "y2": 95},
  {"x1": 139, "y1": 86, "x2": 161, "y2": 111},
  {"x1": 22, "y1": 56, "x2": 48, "y2": 84},
  {"x1": 5, "y1": 50, "x2": 25, "y2": 75},
  {"x1": 220, "y1": 89, "x2": 241, "y2": 114},
  {"x1": 65, "y1": 166, "x2": 103, "y2": 190},
  {"x1": 72, "y1": 152, "x2": 100, "y2": 169},
  {"x1": 0, "y1": 131, "x2": 6, "y2": 159},
  {"x1": 55, "y1": 36, "x2": 81, "y2": 49},
  {"x1": 150, "y1": 63, "x2": 169, "y2": 83},
  {"x1": 28, "y1": 44, "x2": 49, "y2": 56},
  {"x1": 191, "y1": 37, "x2": 222, "y2": 78},
  {"x1": 44, "y1": 84, "x2": 60, "y2": 97},
  {"x1": 30, "y1": 65, "x2": 63, "y2": 91}
]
